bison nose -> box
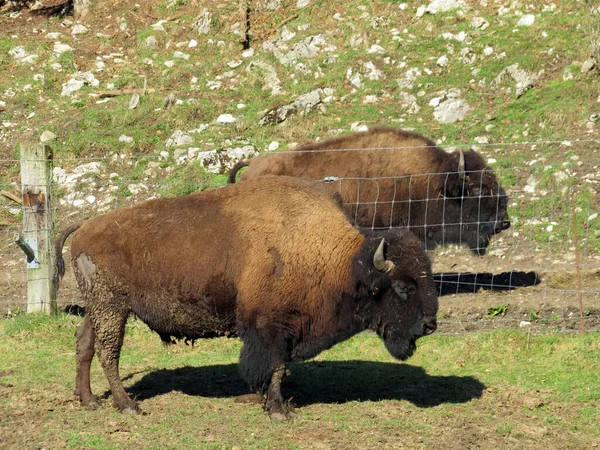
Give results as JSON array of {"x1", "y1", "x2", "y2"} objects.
[
  {"x1": 495, "y1": 220, "x2": 510, "y2": 233},
  {"x1": 422, "y1": 317, "x2": 437, "y2": 336}
]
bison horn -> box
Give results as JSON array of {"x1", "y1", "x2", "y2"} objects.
[
  {"x1": 458, "y1": 150, "x2": 466, "y2": 180},
  {"x1": 373, "y1": 238, "x2": 395, "y2": 273}
]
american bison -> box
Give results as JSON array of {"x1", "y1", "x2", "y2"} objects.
[
  {"x1": 56, "y1": 176, "x2": 438, "y2": 419},
  {"x1": 228, "y1": 127, "x2": 510, "y2": 255}
]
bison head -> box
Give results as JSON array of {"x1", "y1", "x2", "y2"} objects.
[
  {"x1": 425, "y1": 149, "x2": 510, "y2": 256},
  {"x1": 361, "y1": 231, "x2": 439, "y2": 360}
]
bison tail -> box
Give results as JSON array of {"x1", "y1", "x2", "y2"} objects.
[
  {"x1": 227, "y1": 160, "x2": 249, "y2": 184},
  {"x1": 55, "y1": 222, "x2": 83, "y2": 291}
]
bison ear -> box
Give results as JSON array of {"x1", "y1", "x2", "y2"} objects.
[{"x1": 392, "y1": 277, "x2": 417, "y2": 301}]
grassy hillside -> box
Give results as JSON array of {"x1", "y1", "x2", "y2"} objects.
[{"x1": 0, "y1": 0, "x2": 598, "y2": 240}]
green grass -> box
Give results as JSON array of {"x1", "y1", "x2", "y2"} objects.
[{"x1": 1, "y1": 314, "x2": 599, "y2": 448}]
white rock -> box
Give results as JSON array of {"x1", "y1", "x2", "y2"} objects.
[
  {"x1": 144, "y1": 36, "x2": 158, "y2": 49},
  {"x1": 227, "y1": 60, "x2": 243, "y2": 68},
  {"x1": 297, "y1": 0, "x2": 310, "y2": 7},
  {"x1": 588, "y1": 213, "x2": 598, "y2": 222},
  {"x1": 86, "y1": 195, "x2": 96, "y2": 204},
  {"x1": 165, "y1": 130, "x2": 193, "y2": 147},
  {"x1": 73, "y1": 199, "x2": 85, "y2": 208},
  {"x1": 416, "y1": 5, "x2": 426, "y2": 17},
  {"x1": 189, "y1": 39, "x2": 198, "y2": 48},
  {"x1": 350, "y1": 122, "x2": 369, "y2": 132},
  {"x1": 119, "y1": 135, "x2": 134, "y2": 143},
  {"x1": 242, "y1": 48, "x2": 255, "y2": 58},
  {"x1": 517, "y1": 14, "x2": 535, "y2": 27},
  {"x1": 71, "y1": 24, "x2": 88, "y2": 35},
  {"x1": 268, "y1": 141, "x2": 280, "y2": 151},
  {"x1": 433, "y1": 98, "x2": 470, "y2": 123},
  {"x1": 53, "y1": 42, "x2": 73, "y2": 55},
  {"x1": 237, "y1": 103, "x2": 247, "y2": 109},
  {"x1": 487, "y1": 158, "x2": 496, "y2": 164},
  {"x1": 484, "y1": 46, "x2": 493, "y2": 56},
  {"x1": 40, "y1": 130, "x2": 57, "y2": 143},
  {"x1": 363, "y1": 61, "x2": 383, "y2": 80},
  {"x1": 151, "y1": 20, "x2": 168, "y2": 31},
  {"x1": 519, "y1": 321, "x2": 532, "y2": 328},
  {"x1": 474, "y1": 136, "x2": 489, "y2": 144},
  {"x1": 426, "y1": 0, "x2": 467, "y2": 14},
  {"x1": 193, "y1": 9, "x2": 211, "y2": 34},
  {"x1": 164, "y1": 60, "x2": 175, "y2": 68},
  {"x1": 368, "y1": 44, "x2": 386, "y2": 54},
  {"x1": 216, "y1": 114, "x2": 236, "y2": 124},
  {"x1": 159, "y1": 151, "x2": 170, "y2": 160},
  {"x1": 436, "y1": 55, "x2": 449, "y2": 67},
  {"x1": 128, "y1": 184, "x2": 148, "y2": 195},
  {"x1": 174, "y1": 51, "x2": 190, "y2": 60},
  {"x1": 46, "y1": 32, "x2": 62, "y2": 39}
]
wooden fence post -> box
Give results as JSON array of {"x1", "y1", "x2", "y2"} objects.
[{"x1": 19, "y1": 142, "x2": 56, "y2": 314}]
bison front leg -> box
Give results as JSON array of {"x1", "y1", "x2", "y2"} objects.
[
  {"x1": 264, "y1": 363, "x2": 295, "y2": 421},
  {"x1": 74, "y1": 316, "x2": 101, "y2": 409}
]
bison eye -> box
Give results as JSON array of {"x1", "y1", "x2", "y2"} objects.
[{"x1": 392, "y1": 279, "x2": 417, "y2": 301}]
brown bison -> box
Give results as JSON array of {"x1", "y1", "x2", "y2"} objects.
[
  {"x1": 56, "y1": 176, "x2": 438, "y2": 419},
  {"x1": 228, "y1": 127, "x2": 510, "y2": 255}
]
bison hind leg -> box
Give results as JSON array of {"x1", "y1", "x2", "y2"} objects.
[{"x1": 74, "y1": 315, "x2": 101, "y2": 409}]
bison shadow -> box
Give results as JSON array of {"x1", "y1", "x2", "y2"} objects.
[
  {"x1": 434, "y1": 270, "x2": 540, "y2": 296},
  {"x1": 119, "y1": 361, "x2": 485, "y2": 408}
]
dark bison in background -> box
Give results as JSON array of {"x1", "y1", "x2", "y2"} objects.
[
  {"x1": 56, "y1": 176, "x2": 438, "y2": 419},
  {"x1": 228, "y1": 127, "x2": 510, "y2": 256}
]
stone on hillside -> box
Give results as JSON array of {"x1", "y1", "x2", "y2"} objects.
[
  {"x1": 245, "y1": 61, "x2": 282, "y2": 95},
  {"x1": 364, "y1": 62, "x2": 383, "y2": 80},
  {"x1": 259, "y1": 89, "x2": 322, "y2": 125},
  {"x1": 581, "y1": 59, "x2": 596, "y2": 73},
  {"x1": 471, "y1": 16, "x2": 488, "y2": 29},
  {"x1": 152, "y1": 20, "x2": 168, "y2": 32},
  {"x1": 297, "y1": 0, "x2": 310, "y2": 7},
  {"x1": 189, "y1": 39, "x2": 198, "y2": 48},
  {"x1": 426, "y1": 0, "x2": 467, "y2": 14},
  {"x1": 165, "y1": 130, "x2": 193, "y2": 147},
  {"x1": 61, "y1": 71, "x2": 99, "y2": 97},
  {"x1": 128, "y1": 183, "x2": 148, "y2": 195},
  {"x1": 517, "y1": 14, "x2": 535, "y2": 27},
  {"x1": 433, "y1": 97, "x2": 470, "y2": 123},
  {"x1": 193, "y1": 9, "x2": 212, "y2": 34},
  {"x1": 71, "y1": 24, "x2": 88, "y2": 35},
  {"x1": 495, "y1": 63, "x2": 538, "y2": 98},
  {"x1": 264, "y1": 0, "x2": 281, "y2": 11},
  {"x1": 216, "y1": 114, "x2": 237, "y2": 124},
  {"x1": 437, "y1": 55, "x2": 449, "y2": 67},
  {"x1": 128, "y1": 94, "x2": 140, "y2": 110},
  {"x1": 9, "y1": 46, "x2": 38, "y2": 64},
  {"x1": 174, "y1": 51, "x2": 190, "y2": 60},
  {"x1": 562, "y1": 68, "x2": 574, "y2": 80},
  {"x1": 53, "y1": 42, "x2": 73, "y2": 56},
  {"x1": 416, "y1": 5, "x2": 426, "y2": 17},
  {"x1": 273, "y1": 35, "x2": 328, "y2": 66},
  {"x1": 368, "y1": 44, "x2": 386, "y2": 54},
  {"x1": 144, "y1": 36, "x2": 158, "y2": 49},
  {"x1": 119, "y1": 135, "x2": 134, "y2": 143},
  {"x1": 197, "y1": 145, "x2": 258, "y2": 174},
  {"x1": 40, "y1": 130, "x2": 57, "y2": 143}
]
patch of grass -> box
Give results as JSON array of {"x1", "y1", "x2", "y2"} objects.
[
  {"x1": 486, "y1": 304, "x2": 508, "y2": 318},
  {"x1": 1, "y1": 317, "x2": 600, "y2": 448}
]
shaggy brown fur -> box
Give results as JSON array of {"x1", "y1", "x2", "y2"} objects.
[
  {"x1": 57, "y1": 176, "x2": 438, "y2": 419},
  {"x1": 228, "y1": 127, "x2": 510, "y2": 255}
]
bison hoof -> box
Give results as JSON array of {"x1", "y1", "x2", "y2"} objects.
[
  {"x1": 266, "y1": 402, "x2": 296, "y2": 421},
  {"x1": 77, "y1": 393, "x2": 101, "y2": 410},
  {"x1": 121, "y1": 406, "x2": 140, "y2": 415},
  {"x1": 234, "y1": 393, "x2": 264, "y2": 405}
]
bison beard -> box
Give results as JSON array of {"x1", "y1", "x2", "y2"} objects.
[
  {"x1": 57, "y1": 176, "x2": 438, "y2": 419},
  {"x1": 228, "y1": 127, "x2": 510, "y2": 255}
]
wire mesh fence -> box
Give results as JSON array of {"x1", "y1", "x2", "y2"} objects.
[{"x1": 1, "y1": 139, "x2": 599, "y2": 333}]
